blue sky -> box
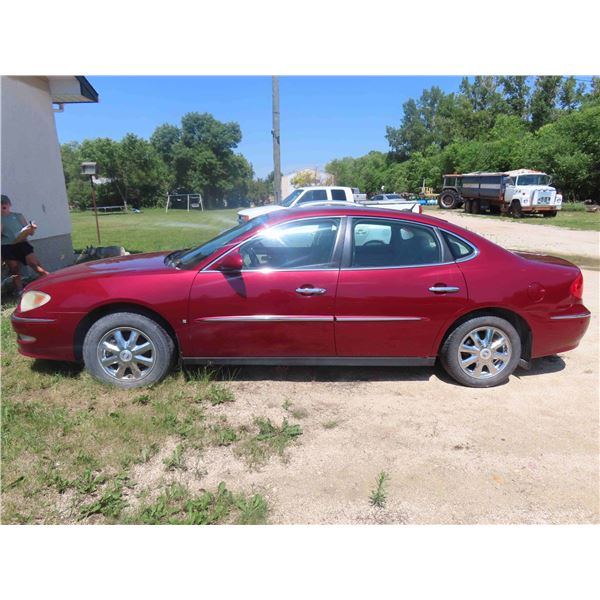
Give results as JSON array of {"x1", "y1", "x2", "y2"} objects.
[{"x1": 56, "y1": 76, "x2": 464, "y2": 178}]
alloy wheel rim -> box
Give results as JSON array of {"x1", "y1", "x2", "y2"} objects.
[
  {"x1": 97, "y1": 327, "x2": 156, "y2": 381},
  {"x1": 457, "y1": 326, "x2": 512, "y2": 380}
]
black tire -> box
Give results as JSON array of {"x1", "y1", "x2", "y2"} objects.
[
  {"x1": 510, "y1": 200, "x2": 523, "y2": 218},
  {"x1": 471, "y1": 199, "x2": 481, "y2": 214},
  {"x1": 439, "y1": 190, "x2": 461, "y2": 210},
  {"x1": 543, "y1": 211, "x2": 557, "y2": 218},
  {"x1": 440, "y1": 316, "x2": 521, "y2": 388},
  {"x1": 83, "y1": 312, "x2": 175, "y2": 388},
  {"x1": 464, "y1": 199, "x2": 472, "y2": 213},
  {"x1": 489, "y1": 205, "x2": 501, "y2": 215}
]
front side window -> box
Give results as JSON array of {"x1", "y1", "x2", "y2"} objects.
[
  {"x1": 297, "y1": 189, "x2": 328, "y2": 203},
  {"x1": 240, "y1": 218, "x2": 341, "y2": 270},
  {"x1": 351, "y1": 219, "x2": 441, "y2": 268}
]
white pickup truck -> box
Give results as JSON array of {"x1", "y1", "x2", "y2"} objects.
[{"x1": 237, "y1": 186, "x2": 421, "y2": 224}]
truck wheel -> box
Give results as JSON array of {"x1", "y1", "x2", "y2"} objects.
[
  {"x1": 83, "y1": 312, "x2": 175, "y2": 388},
  {"x1": 463, "y1": 199, "x2": 471, "y2": 213},
  {"x1": 440, "y1": 316, "x2": 521, "y2": 388},
  {"x1": 439, "y1": 190, "x2": 460, "y2": 209},
  {"x1": 471, "y1": 200, "x2": 481, "y2": 214},
  {"x1": 510, "y1": 201, "x2": 523, "y2": 218},
  {"x1": 489, "y1": 205, "x2": 501, "y2": 215},
  {"x1": 543, "y1": 211, "x2": 557, "y2": 218}
]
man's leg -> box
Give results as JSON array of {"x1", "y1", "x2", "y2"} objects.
[
  {"x1": 6, "y1": 259, "x2": 23, "y2": 292},
  {"x1": 25, "y1": 252, "x2": 49, "y2": 277}
]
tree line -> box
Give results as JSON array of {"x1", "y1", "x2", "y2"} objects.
[
  {"x1": 61, "y1": 112, "x2": 273, "y2": 210},
  {"x1": 326, "y1": 76, "x2": 600, "y2": 201}
]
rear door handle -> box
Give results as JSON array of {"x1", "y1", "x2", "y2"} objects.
[
  {"x1": 296, "y1": 287, "x2": 327, "y2": 296},
  {"x1": 429, "y1": 286, "x2": 460, "y2": 294}
]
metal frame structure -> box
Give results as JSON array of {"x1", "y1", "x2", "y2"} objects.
[{"x1": 165, "y1": 194, "x2": 204, "y2": 213}]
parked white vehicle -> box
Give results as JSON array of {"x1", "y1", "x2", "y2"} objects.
[{"x1": 238, "y1": 186, "x2": 421, "y2": 224}]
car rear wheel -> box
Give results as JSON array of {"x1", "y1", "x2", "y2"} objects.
[
  {"x1": 83, "y1": 312, "x2": 175, "y2": 388},
  {"x1": 440, "y1": 316, "x2": 521, "y2": 388}
]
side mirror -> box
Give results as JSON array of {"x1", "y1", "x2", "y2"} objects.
[{"x1": 215, "y1": 249, "x2": 243, "y2": 272}]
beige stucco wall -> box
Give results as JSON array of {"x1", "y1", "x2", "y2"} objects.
[{"x1": 1, "y1": 76, "x2": 73, "y2": 270}]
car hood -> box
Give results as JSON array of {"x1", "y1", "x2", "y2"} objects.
[
  {"x1": 238, "y1": 205, "x2": 285, "y2": 219},
  {"x1": 33, "y1": 251, "x2": 173, "y2": 286}
]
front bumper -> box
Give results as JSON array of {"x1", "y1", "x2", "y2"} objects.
[{"x1": 11, "y1": 311, "x2": 83, "y2": 361}]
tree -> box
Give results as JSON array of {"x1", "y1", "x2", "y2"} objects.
[
  {"x1": 529, "y1": 76, "x2": 562, "y2": 130},
  {"x1": 290, "y1": 169, "x2": 320, "y2": 187},
  {"x1": 498, "y1": 76, "x2": 530, "y2": 119}
]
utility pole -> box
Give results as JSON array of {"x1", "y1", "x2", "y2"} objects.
[{"x1": 272, "y1": 76, "x2": 282, "y2": 203}]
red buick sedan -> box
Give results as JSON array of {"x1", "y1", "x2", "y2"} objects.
[{"x1": 11, "y1": 206, "x2": 590, "y2": 388}]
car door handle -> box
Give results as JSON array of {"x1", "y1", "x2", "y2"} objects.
[
  {"x1": 429, "y1": 286, "x2": 460, "y2": 294},
  {"x1": 296, "y1": 287, "x2": 327, "y2": 296}
]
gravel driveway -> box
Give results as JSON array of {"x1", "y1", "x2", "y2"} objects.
[{"x1": 165, "y1": 216, "x2": 600, "y2": 524}]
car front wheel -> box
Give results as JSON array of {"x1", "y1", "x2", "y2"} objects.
[
  {"x1": 83, "y1": 312, "x2": 175, "y2": 388},
  {"x1": 440, "y1": 316, "x2": 521, "y2": 388}
]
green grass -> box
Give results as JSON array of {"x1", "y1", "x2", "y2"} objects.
[
  {"x1": 0, "y1": 301, "x2": 277, "y2": 524},
  {"x1": 70, "y1": 207, "x2": 240, "y2": 253},
  {"x1": 424, "y1": 202, "x2": 600, "y2": 231},
  {"x1": 369, "y1": 471, "x2": 390, "y2": 508}
]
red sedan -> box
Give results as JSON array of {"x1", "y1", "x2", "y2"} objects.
[{"x1": 11, "y1": 206, "x2": 590, "y2": 388}]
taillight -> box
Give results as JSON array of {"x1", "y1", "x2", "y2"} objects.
[
  {"x1": 570, "y1": 272, "x2": 584, "y2": 299},
  {"x1": 418, "y1": 204, "x2": 423, "y2": 214}
]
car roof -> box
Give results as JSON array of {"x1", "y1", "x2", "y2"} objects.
[{"x1": 263, "y1": 205, "x2": 492, "y2": 249}]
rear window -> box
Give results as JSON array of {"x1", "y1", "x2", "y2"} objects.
[
  {"x1": 331, "y1": 189, "x2": 347, "y2": 201},
  {"x1": 442, "y1": 231, "x2": 476, "y2": 260}
]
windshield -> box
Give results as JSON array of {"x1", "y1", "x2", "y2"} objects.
[
  {"x1": 516, "y1": 174, "x2": 551, "y2": 186},
  {"x1": 385, "y1": 194, "x2": 402, "y2": 199},
  {"x1": 280, "y1": 189, "x2": 304, "y2": 207},
  {"x1": 172, "y1": 215, "x2": 268, "y2": 269}
]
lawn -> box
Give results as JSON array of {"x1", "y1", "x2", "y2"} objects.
[
  {"x1": 1, "y1": 207, "x2": 306, "y2": 523},
  {"x1": 424, "y1": 202, "x2": 600, "y2": 231},
  {"x1": 70, "y1": 207, "x2": 240, "y2": 253}
]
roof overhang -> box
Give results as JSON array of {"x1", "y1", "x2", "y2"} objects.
[{"x1": 48, "y1": 76, "x2": 98, "y2": 104}]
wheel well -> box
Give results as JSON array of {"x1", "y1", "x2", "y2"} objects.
[
  {"x1": 73, "y1": 302, "x2": 180, "y2": 362},
  {"x1": 438, "y1": 308, "x2": 532, "y2": 360}
]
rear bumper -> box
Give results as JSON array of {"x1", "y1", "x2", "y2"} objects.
[
  {"x1": 11, "y1": 311, "x2": 82, "y2": 361},
  {"x1": 531, "y1": 309, "x2": 591, "y2": 357}
]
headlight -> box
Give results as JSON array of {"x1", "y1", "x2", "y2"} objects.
[{"x1": 19, "y1": 291, "x2": 51, "y2": 313}]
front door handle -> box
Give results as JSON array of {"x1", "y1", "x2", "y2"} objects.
[
  {"x1": 296, "y1": 287, "x2": 327, "y2": 296},
  {"x1": 429, "y1": 286, "x2": 460, "y2": 294}
]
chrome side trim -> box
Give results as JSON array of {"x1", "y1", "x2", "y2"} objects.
[
  {"x1": 196, "y1": 315, "x2": 334, "y2": 323},
  {"x1": 11, "y1": 315, "x2": 56, "y2": 324},
  {"x1": 336, "y1": 316, "x2": 423, "y2": 322},
  {"x1": 550, "y1": 312, "x2": 591, "y2": 321}
]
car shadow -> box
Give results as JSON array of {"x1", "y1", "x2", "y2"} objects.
[
  {"x1": 31, "y1": 359, "x2": 84, "y2": 377},
  {"x1": 514, "y1": 355, "x2": 566, "y2": 378},
  {"x1": 183, "y1": 363, "x2": 437, "y2": 384}
]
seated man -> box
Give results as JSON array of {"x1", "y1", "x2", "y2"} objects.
[{"x1": 1, "y1": 194, "x2": 49, "y2": 295}]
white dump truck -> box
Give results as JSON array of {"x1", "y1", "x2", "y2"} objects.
[
  {"x1": 237, "y1": 186, "x2": 421, "y2": 224},
  {"x1": 438, "y1": 169, "x2": 562, "y2": 218}
]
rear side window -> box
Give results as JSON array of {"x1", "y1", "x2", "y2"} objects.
[
  {"x1": 442, "y1": 231, "x2": 476, "y2": 260},
  {"x1": 351, "y1": 219, "x2": 441, "y2": 268},
  {"x1": 331, "y1": 189, "x2": 347, "y2": 201},
  {"x1": 298, "y1": 189, "x2": 328, "y2": 203}
]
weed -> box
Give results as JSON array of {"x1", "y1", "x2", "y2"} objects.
[
  {"x1": 163, "y1": 444, "x2": 186, "y2": 471},
  {"x1": 132, "y1": 481, "x2": 268, "y2": 525},
  {"x1": 74, "y1": 469, "x2": 107, "y2": 495},
  {"x1": 291, "y1": 407, "x2": 308, "y2": 419},
  {"x1": 137, "y1": 443, "x2": 160, "y2": 464},
  {"x1": 282, "y1": 399, "x2": 292, "y2": 411},
  {"x1": 206, "y1": 384, "x2": 235, "y2": 406},
  {"x1": 210, "y1": 424, "x2": 238, "y2": 446},
  {"x1": 322, "y1": 420, "x2": 339, "y2": 429},
  {"x1": 369, "y1": 471, "x2": 390, "y2": 508},
  {"x1": 79, "y1": 481, "x2": 127, "y2": 520},
  {"x1": 133, "y1": 394, "x2": 151, "y2": 405},
  {"x1": 235, "y1": 418, "x2": 302, "y2": 470}
]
